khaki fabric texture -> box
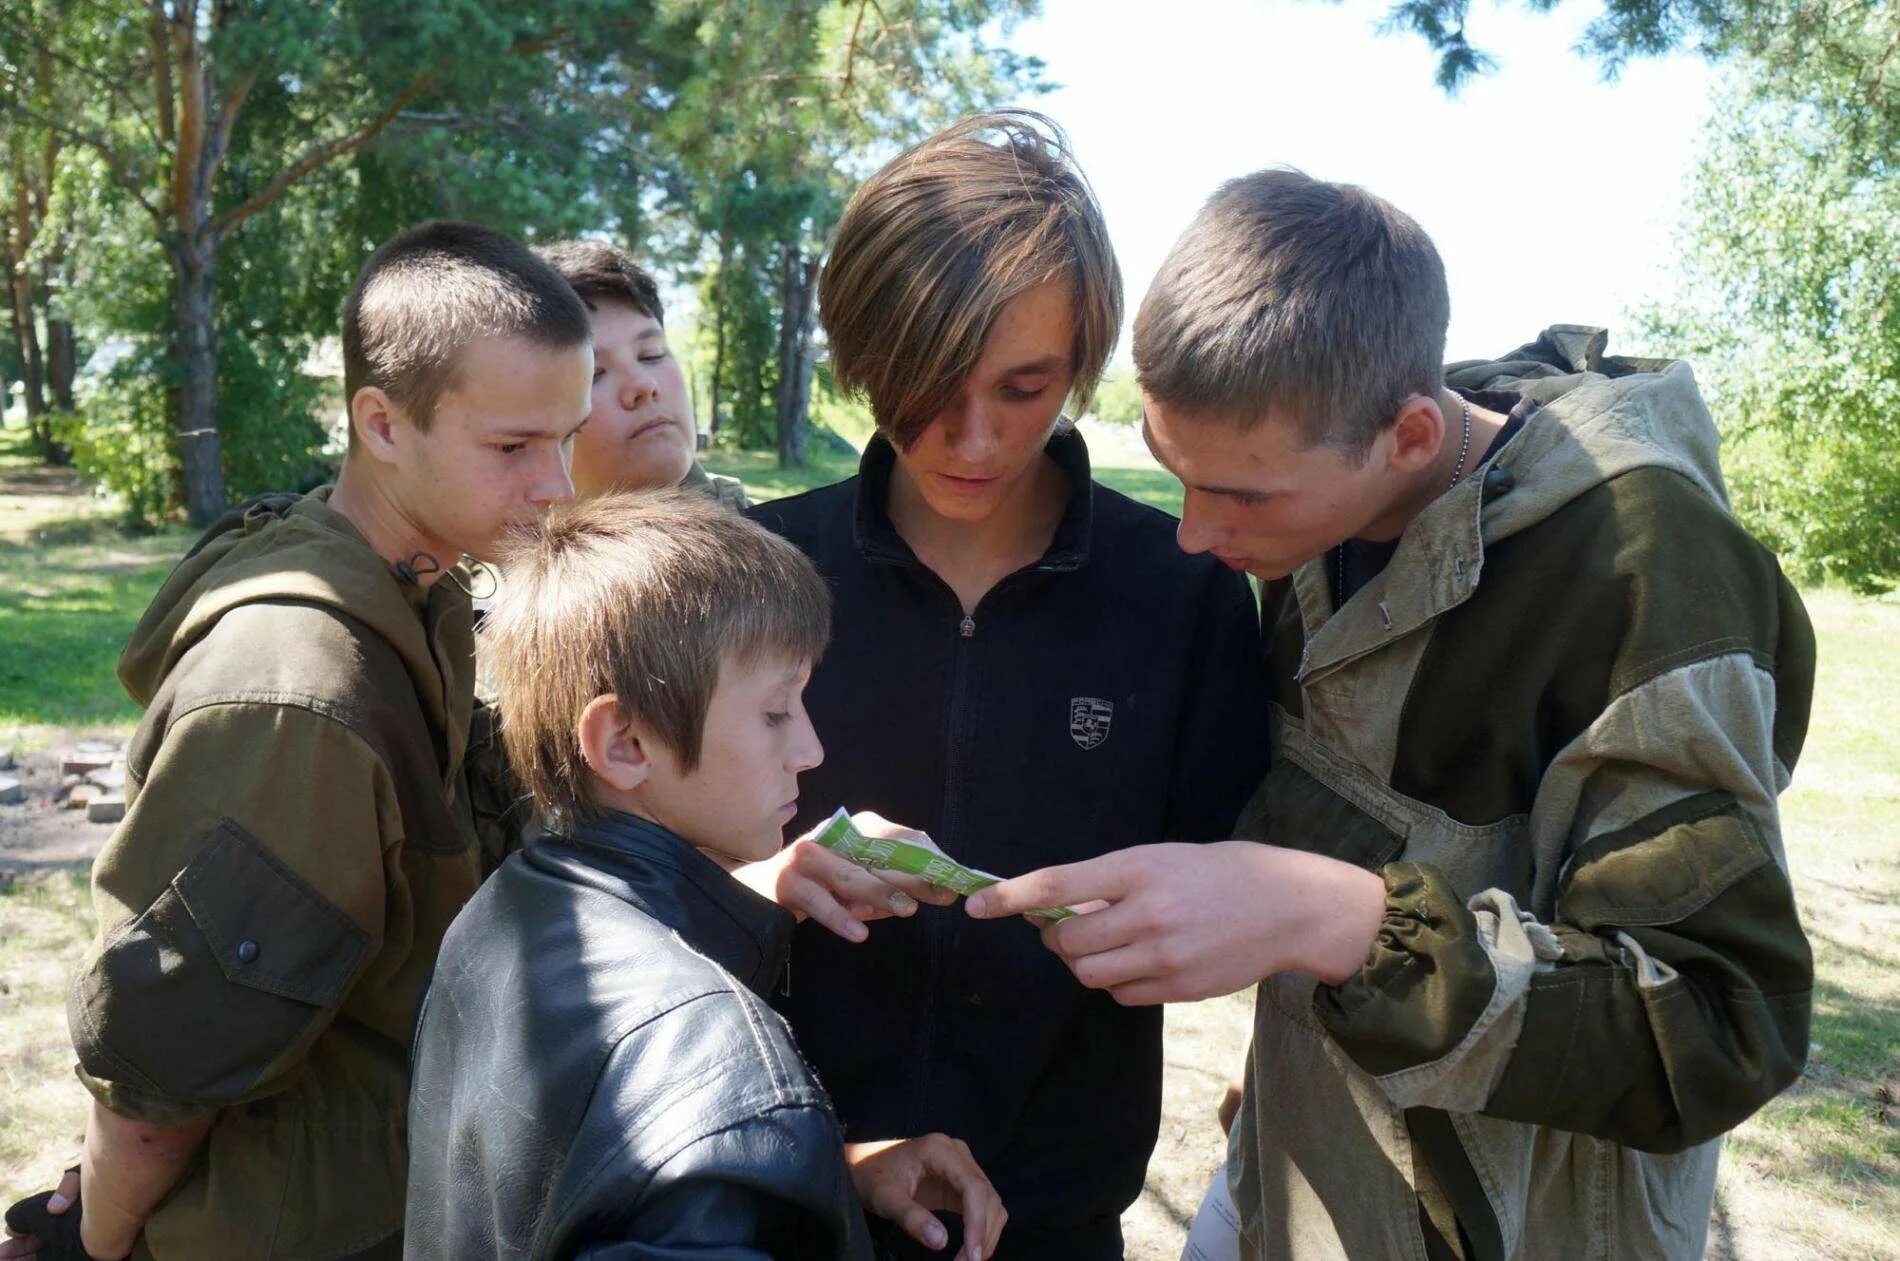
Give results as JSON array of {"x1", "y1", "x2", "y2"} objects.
[
  {"x1": 679, "y1": 457, "x2": 752, "y2": 511},
  {"x1": 1229, "y1": 328, "x2": 1814, "y2": 1261},
  {"x1": 70, "y1": 489, "x2": 482, "y2": 1259}
]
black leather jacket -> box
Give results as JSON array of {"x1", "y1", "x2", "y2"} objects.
[{"x1": 405, "y1": 812, "x2": 870, "y2": 1259}]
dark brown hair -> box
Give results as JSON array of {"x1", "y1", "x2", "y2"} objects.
[
  {"x1": 341, "y1": 220, "x2": 591, "y2": 434},
  {"x1": 534, "y1": 239, "x2": 665, "y2": 324},
  {"x1": 1134, "y1": 169, "x2": 1450, "y2": 460},
  {"x1": 482, "y1": 490, "x2": 831, "y2": 819},
  {"x1": 819, "y1": 109, "x2": 1122, "y2": 449}
]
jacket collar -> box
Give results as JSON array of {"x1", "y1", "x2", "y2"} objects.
[
  {"x1": 528, "y1": 810, "x2": 793, "y2": 998},
  {"x1": 851, "y1": 424, "x2": 1096, "y2": 572},
  {"x1": 1291, "y1": 390, "x2": 1529, "y2": 685}
]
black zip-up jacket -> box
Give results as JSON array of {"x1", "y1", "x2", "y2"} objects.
[
  {"x1": 406, "y1": 811, "x2": 871, "y2": 1260},
  {"x1": 752, "y1": 430, "x2": 1269, "y2": 1257}
]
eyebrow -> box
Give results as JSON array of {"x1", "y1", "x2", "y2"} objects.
[
  {"x1": 1141, "y1": 415, "x2": 1276, "y2": 499},
  {"x1": 1002, "y1": 355, "x2": 1067, "y2": 376},
  {"x1": 493, "y1": 413, "x2": 589, "y2": 441}
]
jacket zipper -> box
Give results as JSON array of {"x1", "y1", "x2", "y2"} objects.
[{"x1": 912, "y1": 597, "x2": 979, "y2": 1133}]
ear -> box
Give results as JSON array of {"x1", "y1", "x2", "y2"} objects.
[
  {"x1": 1383, "y1": 394, "x2": 1446, "y2": 475},
  {"x1": 349, "y1": 386, "x2": 405, "y2": 465},
  {"x1": 577, "y1": 694, "x2": 652, "y2": 793}
]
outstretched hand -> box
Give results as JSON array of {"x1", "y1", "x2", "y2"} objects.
[
  {"x1": 734, "y1": 812, "x2": 958, "y2": 942},
  {"x1": 845, "y1": 1135, "x2": 1006, "y2": 1260},
  {"x1": 964, "y1": 841, "x2": 1387, "y2": 1004}
]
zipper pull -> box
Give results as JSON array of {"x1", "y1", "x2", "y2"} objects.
[
  {"x1": 959, "y1": 613, "x2": 975, "y2": 638},
  {"x1": 779, "y1": 951, "x2": 792, "y2": 998}
]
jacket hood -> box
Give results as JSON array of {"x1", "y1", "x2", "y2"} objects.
[
  {"x1": 118, "y1": 488, "x2": 458, "y2": 741},
  {"x1": 1446, "y1": 324, "x2": 1728, "y2": 544}
]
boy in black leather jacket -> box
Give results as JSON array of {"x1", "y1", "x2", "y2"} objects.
[{"x1": 405, "y1": 492, "x2": 1005, "y2": 1260}]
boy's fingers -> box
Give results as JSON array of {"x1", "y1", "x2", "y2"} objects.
[
  {"x1": 45, "y1": 1172, "x2": 77, "y2": 1217},
  {"x1": 1067, "y1": 941, "x2": 1161, "y2": 993},
  {"x1": 966, "y1": 854, "x2": 1128, "y2": 920},
  {"x1": 1039, "y1": 899, "x2": 1142, "y2": 961},
  {"x1": 798, "y1": 845, "x2": 929, "y2": 915},
  {"x1": 894, "y1": 1203, "x2": 948, "y2": 1252},
  {"x1": 790, "y1": 880, "x2": 869, "y2": 943}
]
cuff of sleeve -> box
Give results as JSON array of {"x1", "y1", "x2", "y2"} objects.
[
  {"x1": 75, "y1": 1064, "x2": 219, "y2": 1127},
  {"x1": 1313, "y1": 862, "x2": 1497, "y2": 1078}
]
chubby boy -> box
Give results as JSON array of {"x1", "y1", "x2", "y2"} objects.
[
  {"x1": 973, "y1": 171, "x2": 1816, "y2": 1260},
  {"x1": 2, "y1": 222, "x2": 593, "y2": 1259},
  {"x1": 405, "y1": 492, "x2": 1005, "y2": 1260},
  {"x1": 534, "y1": 239, "x2": 748, "y2": 507}
]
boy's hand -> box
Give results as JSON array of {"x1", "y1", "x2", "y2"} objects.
[
  {"x1": 964, "y1": 842, "x2": 1387, "y2": 1004},
  {"x1": 2, "y1": 1168, "x2": 93, "y2": 1260},
  {"x1": 845, "y1": 1135, "x2": 1005, "y2": 1260},
  {"x1": 737, "y1": 813, "x2": 957, "y2": 943}
]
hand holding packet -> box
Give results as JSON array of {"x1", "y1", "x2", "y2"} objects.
[{"x1": 813, "y1": 808, "x2": 1076, "y2": 923}]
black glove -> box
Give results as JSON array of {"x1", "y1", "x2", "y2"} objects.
[{"x1": 4, "y1": 1172, "x2": 98, "y2": 1261}]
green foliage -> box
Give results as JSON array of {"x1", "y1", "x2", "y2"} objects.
[
  {"x1": 53, "y1": 349, "x2": 176, "y2": 529},
  {"x1": 1635, "y1": 57, "x2": 1898, "y2": 593},
  {"x1": 1089, "y1": 367, "x2": 1143, "y2": 426},
  {"x1": 1375, "y1": 0, "x2": 1900, "y2": 124}
]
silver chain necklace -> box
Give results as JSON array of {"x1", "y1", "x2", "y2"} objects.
[{"x1": 1446, "y1": 395, "x2": 1473, "y2": 490}]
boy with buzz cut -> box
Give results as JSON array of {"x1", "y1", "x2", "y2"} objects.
[
  {"x1": 405, "y1": 491, "x2": 1007, "y2": 1261},
  {"x1": 1, "y1": 222, "x2": 593, "y2": 1260},
  {"x1": 969, "y1": 170, "x2": 1817, "y2": 1260},
  {"x1": 534, "y1": 239, "x2": 749, "y2": 508}
]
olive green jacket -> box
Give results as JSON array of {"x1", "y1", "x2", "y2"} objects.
[
  {"x1": 679, "y1": 457, "x2": 751, "y2": 511},
  {"x1": 1228, "y1": 327, "x2": 1815, "y2": 1261},
  {"x1": 69, "y1": 489, "x2": 482, "y2": 1259}
]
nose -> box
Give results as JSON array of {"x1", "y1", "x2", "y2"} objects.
[
  {"x1": 530, "y1": 443, "x2": 576, "y2": 509},
  {"x1": 618, "y1": 363, "x2": 660, "y2": 411},
  {"x1": 790, "y1": 711, "x2": 824, "y2": 775},
  {"x1": 1175, "y1": 492, "x2": 1221, "y2": 556},
  {"x1": 940, "y1": 395, "x2": 1001, "y2": 466}
]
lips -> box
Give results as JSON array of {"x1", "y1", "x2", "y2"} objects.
[
  {"x1": 933, "y1": 472, "x2": 999, "y2": 492},
  {"x1": 1214, "y1": 553, "x2": 1254, "y2": 572},
  {"x1": 627, "y1": 416, "x2": 679, "y2": 441}
]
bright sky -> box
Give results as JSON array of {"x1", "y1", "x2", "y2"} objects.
[{"x1": 1002, "y1": 0, "x2": 1714, "y2": 362}]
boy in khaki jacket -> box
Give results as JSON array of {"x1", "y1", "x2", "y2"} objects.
[
  {"x1": 3, "y1": 220, "x2": 593, "y2": 1260},
  {"x1": 972, "y1": 171, "x2": 1815, "y2": 1260}
]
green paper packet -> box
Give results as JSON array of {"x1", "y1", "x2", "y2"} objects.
[{"x1": 813, "y1": 808, "x2": 1076, "y2": 923}]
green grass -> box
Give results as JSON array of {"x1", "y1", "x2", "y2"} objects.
[{"x1": 0, "y1": 426, "x2": 193, "y2": 739}]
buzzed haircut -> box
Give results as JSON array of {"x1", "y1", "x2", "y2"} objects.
[
  {"x1": 341, "y1": 220, "x2": 592, "y2": 436},
  {"x1": 534, "y1": 239, "x2": 665, "y2": 323},
  {"x1": 819, "y1": 109, "x2": 1122, "y2": 450},
  {"x1": 1134, "y1": 169, "x2": 1451, "y2": 461},
  {"x1": 483, "y1": 490, "x2": 831, "y2": 820}
]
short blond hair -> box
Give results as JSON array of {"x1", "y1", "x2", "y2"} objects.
[
  {"x1": 819, "y1": 109, "x2": 1122, "y2": 449},
  {"x1": 482, "y1": 491, "x2": 831, "y2": 819}
]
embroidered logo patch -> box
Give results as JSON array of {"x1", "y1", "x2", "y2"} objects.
[{"x1": 1069, "y1": 697, "x2": 1115, "y2": 750}]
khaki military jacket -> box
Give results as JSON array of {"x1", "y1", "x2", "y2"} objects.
[
  {"x1": 69, "y1": 489, "x2": 481, "y2": 1259},
  {"x1": 679, "y1": 458, "x2": 751, "y2": 511},
  {"x1": 1228, "y1": 327, "x2": 1815, "y2": 1261}
]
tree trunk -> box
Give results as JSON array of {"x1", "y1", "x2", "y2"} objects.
[
  {"x1": 7, "y1": 260, "x2": 47, "y2": 425},
  {"x1": 171, "y1": 240, "x2": 226, "y2": 525},
  {"x1": 45, "y1": 317, "x2": 75, "y2": 411},
  {"x1": 775, "y1": 246, "x2": 819, "y2": 468},
  {"x1": 708, "y1": 231, "x2": 731, "y2": 438}
]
